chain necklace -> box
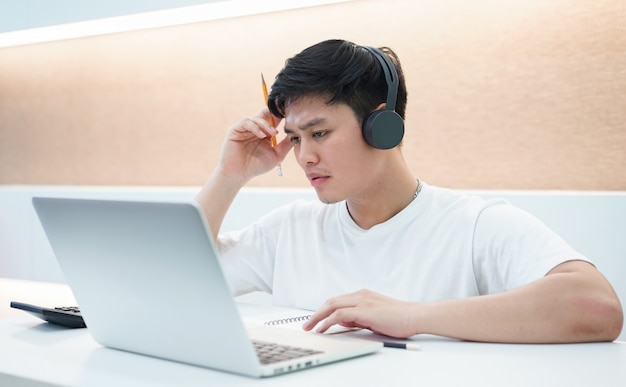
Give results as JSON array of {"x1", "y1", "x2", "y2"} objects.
[{"x1": 413, "y1": 178, "x2": 423, "y2": 200}]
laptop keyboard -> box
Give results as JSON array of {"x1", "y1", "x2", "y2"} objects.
[{"x1": 252, "y1": 340, "x2": 323, "y2": 365}]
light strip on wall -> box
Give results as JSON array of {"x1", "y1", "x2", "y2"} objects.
[{"x1": 0, "y1": 0, "x2": 352, "y2": 48}]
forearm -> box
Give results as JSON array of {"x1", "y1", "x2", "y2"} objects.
[
  {"x1": 195, "y1": 171, "x2": 247, "y2": 242},
  {"x1": 414, "y1": 264, "x2": 623, "y2": 343}
]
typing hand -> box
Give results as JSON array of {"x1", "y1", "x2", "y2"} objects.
[{"x1": 303, "y1": 289, "x2": 417, "y2": 339}]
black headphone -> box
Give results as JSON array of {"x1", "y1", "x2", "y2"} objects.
[{"x1": 361, "y1": 46, "x2": 405, "y2": 150}]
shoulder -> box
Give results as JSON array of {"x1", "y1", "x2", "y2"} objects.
[
  {"x1": 421, "y1": 183, "x2": 507, "y2": 220},
  {"x1": 423, "y1": 185, "x2": 549, "y2": 237}
]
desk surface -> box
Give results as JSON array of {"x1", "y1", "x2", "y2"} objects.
[{"x1": 1, "y1": 309, "x2": 625, "y2": 387}]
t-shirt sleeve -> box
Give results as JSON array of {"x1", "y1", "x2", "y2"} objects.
[
  {"x1": 472, "y1": 201, "x2": 591, "y2": 294},
  {"x1": 216, "y1": 205, "x2": 290, "y2": 296}
]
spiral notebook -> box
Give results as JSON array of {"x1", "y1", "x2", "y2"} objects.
[{"x1": 245, "y1": 308, "x2": 356, "y2": 334}]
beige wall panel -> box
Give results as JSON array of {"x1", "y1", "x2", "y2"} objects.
[{"x1": 1, "y1": 0, "x2": 625, "y2": 189}]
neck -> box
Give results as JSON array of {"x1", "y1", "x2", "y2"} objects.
[{"x1": 345, "y1": 173, "x2": 420, "y2": 230}]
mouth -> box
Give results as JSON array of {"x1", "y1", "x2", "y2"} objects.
[{"x1": 307, "y1": 173, "x2": 330, "y2": 187}]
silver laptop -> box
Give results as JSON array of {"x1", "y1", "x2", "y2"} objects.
[{"x1": 32, "y1": 197, "x2": 381, "y2": 378}]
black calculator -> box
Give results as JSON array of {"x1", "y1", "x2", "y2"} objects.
[{"x1": 10, "y1": 301, "x2": 86, "y2": 328}]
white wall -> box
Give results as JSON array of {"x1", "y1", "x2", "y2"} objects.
[{"x1": 1, "y1": 185, "x2": 624, "y2": 340}]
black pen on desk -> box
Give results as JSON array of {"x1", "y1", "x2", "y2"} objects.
[{"x1": 383, "y1": 341, "x2": 422, "y2": 351}]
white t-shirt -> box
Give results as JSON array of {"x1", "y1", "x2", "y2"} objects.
[{"x1": 218, "y1": 183, "x2": 588, "y2": 311}]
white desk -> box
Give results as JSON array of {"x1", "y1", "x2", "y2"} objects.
[{"x1": 1, "y1": 307, "x2": 625, "y2": 387}]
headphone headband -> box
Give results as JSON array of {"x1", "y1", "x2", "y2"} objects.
[{"x1": 363, "y1": 46, "x2": 399, "y2": 112}]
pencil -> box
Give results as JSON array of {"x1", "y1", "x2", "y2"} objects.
[
  {"x1": 383, "y1": 342, "x2": 422, "y2": 351},
  {"x1": 261, "y1": 73, "x2": 283, "y2": 176}
]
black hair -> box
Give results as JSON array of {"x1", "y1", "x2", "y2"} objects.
[{"x1": 267, "y1": 39, "x2": 407, "y2": 125}]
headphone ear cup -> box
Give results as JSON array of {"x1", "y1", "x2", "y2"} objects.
[{"x1": 362, "y1": 110, "x2": 405, "y2": 150}]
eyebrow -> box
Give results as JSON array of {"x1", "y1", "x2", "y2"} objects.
[{"x1": 284, "y1": 117, "x2": 327, "y2": 134}]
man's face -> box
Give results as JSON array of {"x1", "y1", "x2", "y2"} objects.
[{"x1": 283, "y1": 96, "x2": 385, "y2": 204}]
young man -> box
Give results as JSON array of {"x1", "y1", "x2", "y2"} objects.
[{"x1": 196, "y1": 39, "x2": 622, "y2": 343}]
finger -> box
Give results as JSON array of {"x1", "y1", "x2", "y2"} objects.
[
  {"x1": 274, "y1": 135, "x2": 294, "y2": 160},
  {"x1": 303, "y1": 304, "x2": 336, "y2": 331},
  {"x1": 303, "y1": 294, "x2": 358, "y2": 331},
  {"x1": 315, "y1": 308, "x2": 364, "y2": 334},
  {"x1": 231, "y1": 118, "x2": 272, "y2": 140},
  {"x1": 302, "y1": 310, "x2": 328, "y2": 331},
  {"x1": 250, "y1": 116, "x2": 278, "y2": 138},
  {"x1": 255, "y1": 106, "x2": 283, "y2": 128},
  {"x1": 269, "y1": 113, "x2": 282, "y2": 129}
]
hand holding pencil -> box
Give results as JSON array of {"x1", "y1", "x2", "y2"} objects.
[{"x1": 261, "y1": 73, "x2": 283, "y2": 177}]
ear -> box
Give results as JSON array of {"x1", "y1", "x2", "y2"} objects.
[{"x1": 373, "y1": 102, "x2": 386, "y2": 111}]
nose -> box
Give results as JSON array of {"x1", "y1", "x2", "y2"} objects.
[{"x1": 295, "y1": 138, "x2": 319, "y2": 167}]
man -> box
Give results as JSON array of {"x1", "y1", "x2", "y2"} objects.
[{"x1": 196, "y1": 39, "x2": 622, "y2": 343}]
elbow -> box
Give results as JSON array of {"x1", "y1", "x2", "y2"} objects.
[
  {"x1": 575, "y1": 295, "x2": 624, "y2": 342},
  {"x1": 603, "y1": 298, "x2": 624, "y2": 342}
]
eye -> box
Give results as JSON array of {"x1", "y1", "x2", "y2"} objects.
[
  {"x1": 312, "y1": 131, "x2": 326, "y2": 139},
  {"x1": 290, "y1": 135, "x2": 301, "y2": 144}
]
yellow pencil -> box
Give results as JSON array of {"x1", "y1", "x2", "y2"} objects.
[{"x1": 261, "y1": 73, "x2": 282, "y2": 176}]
